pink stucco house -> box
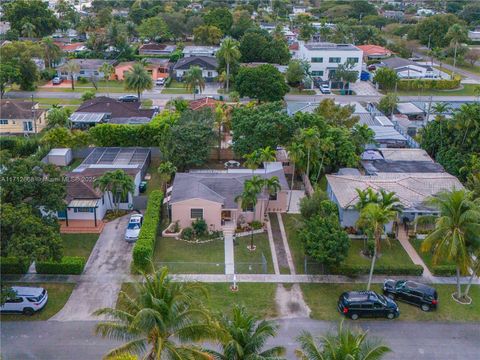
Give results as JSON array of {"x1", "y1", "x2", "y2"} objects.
[{"x1": 168, "y1": 162, "x2": 290, "y2": 231}]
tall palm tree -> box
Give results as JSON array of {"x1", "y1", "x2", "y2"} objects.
[
  {"x1": 354, "y1": 188, "x2": 380, "y2": 211},
  {"x1": 217, "y1": 37, "x2": 240, "y2": 93},
  {"x1": 42, "y1": 38, "x2": 62, "y2": 68},
  {"x1": 157, "y1": 161, "x2": 176, "y2": 192},
  {"x1": 244, "y1": 151, "x2": 261, "y2": 174},
  {"x1": 99, "y1": 62, "x2": 115, "y2": 96},
  {"x1": 94, "y1": 266, "x2": 218, "y2": 359},
  {"x1": 184, "y1": 66, "x2": 205, "y2": 100},
  {"x1": 287, "y1": 143, "x2": 305, "y2": 211},
  {"x1": 455, "y1": 103, "x2": 480, "y2": 146},
  {"x1": 62, "y1": 60, "x2": 80, "y2": 90},
  {"x1": 446, "y1": 24, "x2": 468, "y2": 80},
  {"x1": 21, "y1": 22, "x2": 36, "y2": 38},
  {"x1": 258, "y1": 146, "x2": 276, "y2": 173},
  {"x1": 295, "y1": 321, "x2": 391, "y2": 360},
  {"x1": 208, "y1": 305, "x2": 286, "y2": 360},
  {"x1": 421, "y1": 189, "x2": 480, "y2": 301},
  {"x1": 264, "y1": 176, "x2": 281, "y2": 216},
  {"x1": 214, "y1": 104, "x2": 231, "y2": 161},
  {"x1": 236, "y1": 175, "x2": 264, "y2": 250},
  {"x1": 299, "y1": 127, "x2": 320, "y2": 181},
  {"x1": 94, "y1": 169, "x2": 135, "y2": 215},
  {"x1": 357, "y1": 203, "x2": 398, "y2": 290},
  {"x1": 124, "y1": 63, "x2": 153, "y2": 101}
]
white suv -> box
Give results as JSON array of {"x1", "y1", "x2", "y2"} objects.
[
  {"x1": 125, "y1": 214, "x2": 144, "y2": 242},
  {"x1": 0, "y1": 286, "x2": 48, "y2": 315}
]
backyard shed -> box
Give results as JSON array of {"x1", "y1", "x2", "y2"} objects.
[{"x1": 48, "y1": 148, "x2": 72, "y2": 166}]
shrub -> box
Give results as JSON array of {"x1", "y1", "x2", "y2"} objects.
[
  {"x1": 250, "y1": 220, "x2": 263, "y2": 230},
  {"x1": 397, "y1": 78, "x2": 460, "y2": 91},
  {"x1": 36, "y1": 256, "x2": 86, "y2": 275},
  {"x1": 181, "y1": 227, "x2": 194, "y2": 240},
  {"x1": 0, "y1": 257, "x2": 29, "y2": 274},
  {"x1": 41, "y1": 68, "x2": 57, "y2": 81},
  {"x1": 81, "y1": 90, "x2": 96, "y2": 101},
  {"x1": 77, "y1": 77, "x2": 89, "y2": 84},
  {"x1": 132, "y1": 191, "x2": 163, "y2": 271},
  {"x1": 330, "y1": 264, "x2": 424, "y2": 276},
  {"x1": 363, "y1": 239, "x2": 375, "y2": 257},
  {"x1": 192, "y1": 218, "x2": 208, "y2": 237},
  {"x1": 432, "y1": 265, "x2": 457, "y2": 276}
]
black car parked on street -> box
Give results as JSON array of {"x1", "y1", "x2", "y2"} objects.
[
  {"x1": 337, "y1": 291, "x2": 399, "y2": 320},
  {"x1": 383, "y1": 279, "x2": 438, "y2": 312}
]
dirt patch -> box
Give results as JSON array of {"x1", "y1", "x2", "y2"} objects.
[{"x1": 275, "y1": 284, "x2": 311, "y2": 319}]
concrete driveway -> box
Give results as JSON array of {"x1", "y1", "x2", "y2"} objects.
[{"x1": 50, "y1": 215, "x2": 133, "y2": 321}]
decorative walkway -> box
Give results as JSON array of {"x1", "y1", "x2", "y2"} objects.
[
  {"x1": 397, "y1": 226, "x2": 433, "y2": 279},
  {"x1": 268, "y1": 213, "x2": 290, "y2": 274},
  {"x1": 287, "y1": 190, "x2": 305, "y2": 214},
  {"x1": 223, "y1": 224, "x2": 235, "y2": 275},
  {"x1": 277, "y1": 213, "x2": 296, "y2": 275},
  {"x1": 265, "y1": 218, "x2": 280, "y2": 275}
]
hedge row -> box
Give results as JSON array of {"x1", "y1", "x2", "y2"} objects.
[
  {"x1": 36, "y1": 257, "x2": 86, "y2": 275},
  {"x1": 133, "y1": 191, "x2": 164, "y2": 271},
  {"x1": 398, "y1": 78, "x2": 460, "y2": 90},
  {"x1": 330, "y1": 264, "x2": 424, "y2": 277},
  {"x1": 0, "y1": 257, "x2": 30, "y2": 274},
  {"x1": 432, "y1": 265, "x2": 457, "y2": 276}
]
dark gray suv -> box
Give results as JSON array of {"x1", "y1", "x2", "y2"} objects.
[{"x1": 338, "y1": 291, "x2": 400, "y2": 320}]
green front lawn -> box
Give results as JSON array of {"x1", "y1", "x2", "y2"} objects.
[
  {"x1": 118, "y1": 282, "x2": 277, "y2": 318},
  {"x1": 346, "y1": 240, "x2": 414, "y2": 268},
  {"x1": 282, "y1": 213, "x2": 305, "y2": 274},
  {"x1": 144, "y1": 158, "x2": 163, "y2": 196},
  {"x1": 234, "y1": 233, "x2": 275, "y2": 274},
  {"x1": 394, "y1": 84, "x2": 479, "y2": 96},
  {"x1": 289, "y1": 88, "x2": 316, "y2": 95},
  {"x1": 0, "y1": 283, "x2": 75, "y2": 321},
  {"x1": 301, "y1": 283, "x2": 480, "y2": 322},
  {"x1": 154, "y1": 237, "x2": 225, "y2": 273},
  {"x1": 162, "y1": 88, "x2": 190, "y2": 94},
  {"x1": 61, "y1": 233, "x2": 99, "y2": 258},
  {"x1": 410, "y1": 238, "x2": 456, "y2": 271}
]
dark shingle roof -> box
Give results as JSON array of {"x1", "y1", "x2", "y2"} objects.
[
  {"x1": 173, "y1": 56, "x2": 218, "y2": 70},
  {"x1": 0, "y1": 100, "x2": 45, "y2": 120},
  {"x1": 75, "y1": 97, "x2": 155, "y2": 121}
]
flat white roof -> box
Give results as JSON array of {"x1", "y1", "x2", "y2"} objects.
[
  {"x1": 49, "y1": 148, "x2": 71, "y2": 156},
  {"x1": 397, "y1": 102, "x2": 424, "y2": 115}
]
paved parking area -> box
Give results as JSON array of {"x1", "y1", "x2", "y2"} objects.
[
  {"x1": 349, "y1": 81, "x2": 380, "y2": 96},
  {"x1": 50, "y1": 215, "x2": 132, "y2": 321}
]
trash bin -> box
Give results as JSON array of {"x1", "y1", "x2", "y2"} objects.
[
  {"x1": 219, "y1": 95, "x2": 223, "y2": 101},
  {"x1": 139, "y1": 181, "x2": 147, "y2": 193}
]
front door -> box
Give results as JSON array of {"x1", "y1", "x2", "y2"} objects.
[{"x1": 222, "y1": 210, "x2": 232, "y2": 225}]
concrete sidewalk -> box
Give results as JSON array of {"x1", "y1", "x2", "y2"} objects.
[{"x1": 397, "y1": 227, "x2": 433, "y2": 279}]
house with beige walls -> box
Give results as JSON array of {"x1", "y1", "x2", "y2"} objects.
[
  {"x1": 168, "y1": 162, "x2": 289, "y2": 231},
  {"x1": 0, "y1": 100, "x2": 47, "y2": 135}
]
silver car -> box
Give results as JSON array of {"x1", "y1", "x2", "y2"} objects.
[{"x1": 125, "y1": 214, "x2": 143, "y2": 242}]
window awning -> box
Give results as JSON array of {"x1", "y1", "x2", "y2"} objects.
[{"x1": 68, "y1": 199, "x2": 99, "y2": 208}]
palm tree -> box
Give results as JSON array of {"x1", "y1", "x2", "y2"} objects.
[
  {"x1": 62, "y1": 60, "x2": 80, "y2": 91},
  {"x1": 287, "y1": 143, "x2": 305, "y2": 211},
  {"x1": 357, "y1": 203, "x2": 398, "y2": 290},
  {"x1": 208, "y1": 305, "x2": 286, "y2": 360},
  {"x1": 421, "y1": 189, "x2": 480, "y2": 301},
  {"x1": 446, "y1": 24, "x2": 468, "y2": 80},
  {"x1": 257, "y1": 146, "x2": 276, "y2": 174},
  {"x1": 236, "y1": 175, "x2": 264, "y2": 250},
  {"x1": 243, "y1": 151, "x2": 261, "y2": 174},
  {"x1": 295, "y1": 321, "x2": 391, "y2": 360},
  {"x1": 157, "y1": 161, "x2": 176, "y2": 192},
  {"x1": 94, "y1": 266, "x2": 218, "y2": 359},
  {"x1": 264, "y1": 176, "x2": 281, "y2": 216},
  {"x1": 354, "y1": 188, "x2": 380, "y2": 211},
  {"x1": 217, "y1": 37, "x2": 240, "y2": 93},
  {"x1": 21, "y1": 22, "x2": 36, "y2": 38},
  {"x1": 124, "y1": 63, "x2": 153, "y2": 101},
  {"x1": 455, "y1": 103, "x2": 480, "y2": 145},
  {"x1": 42, "y1": 38, "x2": 62, "y2": 68},
  {"x1": 299, "y1": 127, "x2": 320, "y2": 181},
  {"x1": 184, "y1": 66, "x2": 205, "y2": 99},
  {"x1": 214, "y1": 104, "x2": 231, "y2": 161},
  {"x1": 93, "y1": 170, "x2": 135, "y2": 215},
  {"x1": 99, "y1": 62, "x2": 115, "y2": 96}
]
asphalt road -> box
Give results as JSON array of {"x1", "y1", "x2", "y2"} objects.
[{"x1": 1, "y1": 318, "x2": 479, "y2": 359}]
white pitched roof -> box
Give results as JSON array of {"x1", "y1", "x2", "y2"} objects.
[{"x1": 327, "y1": 173, "x2": 463, "y2": 210}]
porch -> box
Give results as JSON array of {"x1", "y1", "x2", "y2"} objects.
[{"x1": 59, "y1": 219, "x2": 105, "y2": 234}]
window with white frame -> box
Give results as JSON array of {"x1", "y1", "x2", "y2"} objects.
[
  {"x1": 329, "y1": 57, "x2": 341, "y2": 63},
  {"x1": 0, "y1": 119, "x2": 8, "y2": 125},
  {"x1": 190, "y1": 208, "x2": 203, "y2": 219}
]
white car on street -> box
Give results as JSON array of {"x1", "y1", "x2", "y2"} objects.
[
  {"x1": 0, "y1": 286, "x2": 48, "y2": 315},
  {"x1": 125, "y1": 214, "x2": 144, "y2": 242},
  {"x1": 320, "y1": 83, "x2": 331, "y2": 94}
]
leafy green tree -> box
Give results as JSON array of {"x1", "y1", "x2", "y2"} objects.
[
  {"x1": 203, "y1": 7, "x2": 233, "y2": 33},
  {"x1": 161, "y1": 13, "x2": 186, "y2": 41},
  {"x1": 95, "y1": 266, "x2": 218, "y2": 359},
  {"x1": 166, "y1": 108, "x2": 216, "y2": 170},
  {"x1": 378, "y1": 93, "x2": 399, "y2": 117},
  {"x1": 0, "y1": 62, "x2": 20, "y2": 98},
  {"x1": 286, "y1": 60, "x2": 305, "y2": 90},
  {"x1": 81, "y1": 90, "x2": 96, "y2": 102},
  {"x1": 1, "y1": 203, "x2": 63, "y2": 262},
  {"x1": 239, "y1": 30, "x2": 290, "y2": 64},
  {"x1": 193, "y1": 25, "x2": 223, "y2": 45},
  {"x1": 62, "y1": 60, "x2": 80, "y2": 91},
  {"x1": 373, "y1": 67, "x2": 398, "y2": 91},
  {"x1": 99, "y1": 62, "x2": 115, "y2": 95},
  {"x1": 296, "y1": 321, "x2": 391, "y2": 360},
  {"x1": 231, "y1": 102, "x2": 296, "y2": 156},
  {"x1": 421, "y1": 189, "x2": 480, "y2": 302},
  {"x1": 217, "y1": 37, "x2": 241, "y2": 93},
  {"x1": 299, "y1": 202, "x2": 350, "y2": 268},
  {"x1": 330, "y1": 61, "x2": 359, "y2": 90},
  {"x1": 46, "y1": 107, "x2": 72, "y2": 129},
  {"x1": 42, "y1": 38, "x2": 62, "y2": 68},
  {"x1": 4, "y1": 0, "x2": 59, "y2": 37},
  {"x1": 235, "y1": 64, "x2": 289, "y2": 102},
  {"x1": 184, "y1": 66, "x2": 206, "y2": 99},
  {"x1": 415, "y1": 14, "x2": 463, "y2": 48},
  {"x1": 137, "y1": 16, "x2": 169, "y2": 41},
  {"x1": 230, "y1": 10, "x2": 254, "y2": 39},
  {"x1": 351, "y1": 124, "x2": 376, "y2": 153},
  {"x1": 208, "y1": 305, "x2": 286, "y2": 360},
  {"x1": 314, "y1": 99, "x2": 359, "y2": 128},
  {"x1": 93, "y1": 170, "x2": 135, "y2": 215},
  {"x1": 157, "y1": 161, "x2": 176, "y2": 192},
  {"x1": 166, "y1": 97, "x2": 189, "y2": 112},
  {"x1": 263, "y1": 176, "x2": 281, "y2": 215},
  {"x1": 124, "y1": 63, "x2": 153, "y2": 101}
]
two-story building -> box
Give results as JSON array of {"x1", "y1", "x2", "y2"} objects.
[
  {"x1": 58, "y1": 59, "x2": 116, "y2": 80},
  {"x1": 0, "y1": 100, "x2": 47, "y2": 135},
  {"x1": 293, "y1": 41, "x2": 363, "y2": 86}
]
